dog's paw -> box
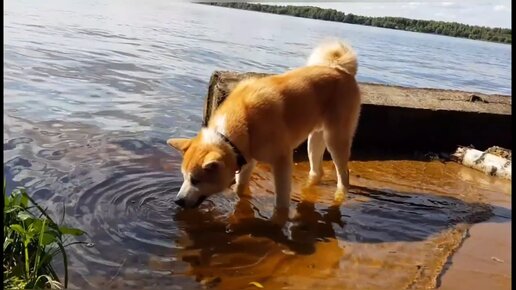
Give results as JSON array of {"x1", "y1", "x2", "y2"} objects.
[
  {"x1": 333, "y1": 188, "x2": 348, "y2": 205},
  {"x1": 270, "y1": 207, "x2": 290, "y2": 227},
  {"x1": 306, "y1": 173, "x2": 322, "y2": 187},
  {"x1": 226, "y1": 215, "x2": 240, "y2": 230},
  {"x1": 235, "y1": 184, "x2": 252, "y2": 197}
]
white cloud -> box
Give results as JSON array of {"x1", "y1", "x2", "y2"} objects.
[
  {"x1": 401, "y1": 2, "x2": 422, "y2": 9},
  {"x1": 493, "y1": 4, "x2": 507, "y2": 11},
  {"x1": 440, "y1": 2, "x2": 456, "y2": 7}
]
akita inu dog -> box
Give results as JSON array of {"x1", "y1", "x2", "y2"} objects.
[{"x1": 168, "y1": 40, "x2": 360, "y2": 210}]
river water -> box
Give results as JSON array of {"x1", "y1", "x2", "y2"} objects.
[{"x1": 4, "y1": 0, "x2": 512, "y2": 289}]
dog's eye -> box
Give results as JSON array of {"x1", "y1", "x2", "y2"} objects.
[{"x1": 190, "y1": 177, "x2": 200, "y2": 186}]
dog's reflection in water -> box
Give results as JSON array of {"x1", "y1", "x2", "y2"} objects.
[{"x1": 173, "y1": 188, "x2": 345, "y2": 288}]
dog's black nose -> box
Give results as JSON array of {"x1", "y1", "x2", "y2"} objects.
[{"x1": 174, "y1": 198, "x2": 186, "y2": 208}]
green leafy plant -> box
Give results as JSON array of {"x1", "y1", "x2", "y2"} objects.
[{"x1": 3, "y1": 180, "x2": 87, "y2": 289}]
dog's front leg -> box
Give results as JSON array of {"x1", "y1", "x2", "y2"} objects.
[
  {"x1": 272, "y1": 154, "x2": 293, "y2": 209},
  {"x1": 235, "y1": 159, "x2": 256, "y2": 197}
]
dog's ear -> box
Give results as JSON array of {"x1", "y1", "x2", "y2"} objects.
[
  {"x1": 202, "y1": 152, "x2": 224, "y2": 172},
  {"x1": 167, "y1": 138, "x2": 192, "y2": 155}
]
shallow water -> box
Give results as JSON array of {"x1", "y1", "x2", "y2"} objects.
[
  {"x1": 3, "y1": 0, "x2": 512, "y2": 289},
  {"x1": 4, "y1": 114, "x2": 511, "y2": 289}
]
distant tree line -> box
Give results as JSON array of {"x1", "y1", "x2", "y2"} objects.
[{"x1": 203, "y1": 2, "x2": 511, "y2": 44}]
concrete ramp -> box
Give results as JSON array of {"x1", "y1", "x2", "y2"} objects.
[{"x1": 203, "y1": 71, "x2": 511, "y2": 158}]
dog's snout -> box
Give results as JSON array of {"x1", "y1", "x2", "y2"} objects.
[{"x1": 174, "y1": 198, "x2": 186, "y2": 208}]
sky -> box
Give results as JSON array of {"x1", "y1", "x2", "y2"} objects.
[{"x1": 274, "y1": 1, "x2": 511, "y2": 29}]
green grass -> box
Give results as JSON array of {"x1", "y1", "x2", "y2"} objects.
[{"x1": 4, "y1": 179, "x2": 86, "y2": 289}]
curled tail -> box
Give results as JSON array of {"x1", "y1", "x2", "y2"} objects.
[{"x1": 306, "y1": 40, "x2": 358, "y2": 76}]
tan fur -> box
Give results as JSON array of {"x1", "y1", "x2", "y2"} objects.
[{"x1": 168, "y1": 40, "x2": 361, "y2": 209}]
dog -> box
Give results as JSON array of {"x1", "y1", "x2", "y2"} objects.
[{"x1": 168, "y1": 40, "x2": 361, "y2": 209}]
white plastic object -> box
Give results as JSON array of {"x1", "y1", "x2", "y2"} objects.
[{"x1": 452, "y1": 147, "x2": 511, "y2": 180}]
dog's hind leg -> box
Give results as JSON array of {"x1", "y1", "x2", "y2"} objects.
[
  {"x1": 307, "y1": 130, "x2": 326, "y2": 187},
  {"x1": 324, "y1": 129, "x2": 352, "y2": 204}
]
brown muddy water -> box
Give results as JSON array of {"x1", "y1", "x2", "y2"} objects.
[{"x1": 4, "y1": 1, "x2": 512, "y2": 290}]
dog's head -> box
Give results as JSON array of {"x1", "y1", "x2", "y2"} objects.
[{"x1": 167, "y1": 130, "x2": 237, "y2": 208}]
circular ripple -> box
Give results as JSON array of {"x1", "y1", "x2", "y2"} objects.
[
  {"x1": 75, "y1": 167, "x2": 179, "y2": 246},
  {"x1": 67, "y1": 162, "x2": 242, "y2": 282}
]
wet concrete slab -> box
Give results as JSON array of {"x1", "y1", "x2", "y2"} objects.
[{"x1": 172, "y1": 160, "x2": 510, "y2": 290}]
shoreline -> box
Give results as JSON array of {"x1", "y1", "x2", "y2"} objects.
[{"x1": 203, "y1": 3, "x2": 512, "y2": 45}]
